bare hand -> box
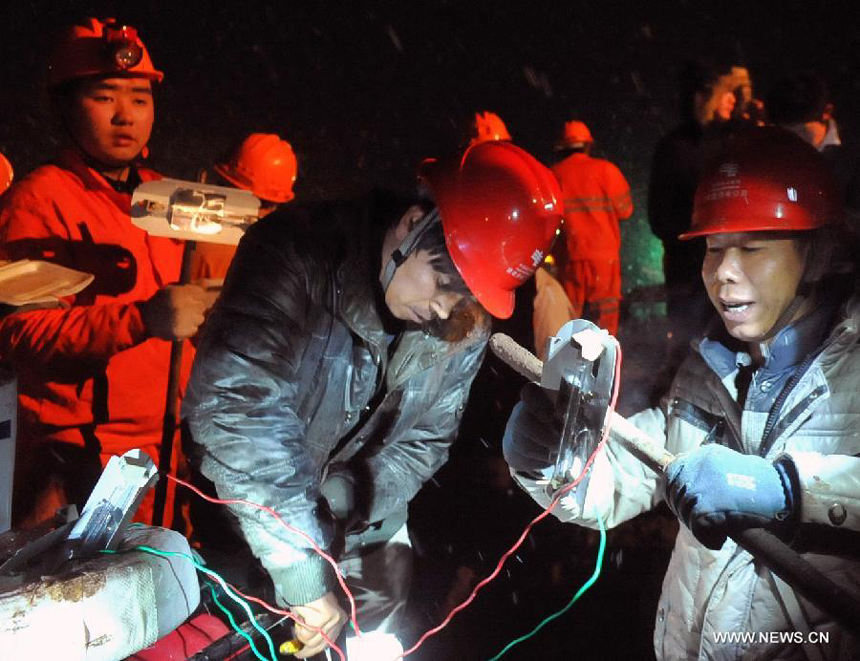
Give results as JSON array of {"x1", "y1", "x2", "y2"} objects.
[
  {"x1": 192, "y1": 278, "x2": 222, "y2": 311},
  {"x1": 291, "y1": 592, "x2": 347, "y2": 658},
  {"x1": 140, "y1": 284, "x2": 211, "y2": 340}
]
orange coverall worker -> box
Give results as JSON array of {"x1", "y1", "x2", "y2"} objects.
[
  {"x1": 189, "y1": 243, "x2": 236, "y2": 281},
  {"x1": 0, "y1": 149, "x2": 193, "y2": 528},
  {"x1": 551, "y1": 152, "x2": 633, "y2": 334}
]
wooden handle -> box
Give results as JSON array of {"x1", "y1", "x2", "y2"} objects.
[{"x1": 489, "y1": 332, "x2": 675, "y2": 472}]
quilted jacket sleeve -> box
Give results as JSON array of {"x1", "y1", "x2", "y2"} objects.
[
  {"x1": 784, "y1": 451, "x2": 860, "y2": 533},
  {"x1": 512, "y1": 405, "x2": 667, "y2": 530},
  {"x1": 181, "y1": 223, "x2": 337, "y2": 607}
]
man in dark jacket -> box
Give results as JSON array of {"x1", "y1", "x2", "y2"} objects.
[
  {"x1": 182, "y1": 141, "x2": 563, "y2": 656},
  {"x1": 648, "y1": 58, "x2": 756, "y2": 357}
]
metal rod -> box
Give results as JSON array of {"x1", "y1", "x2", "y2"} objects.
[{"x1": 152, "y1": 239, "x2": 196, "y2": 527}]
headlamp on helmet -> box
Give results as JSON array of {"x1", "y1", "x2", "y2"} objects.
[
  {"x1": 104, "y1": 22, "x2": 143, "y2": 70},
  {"x1": 47, "y1": 17, "x2": 164, "y2": 86}
]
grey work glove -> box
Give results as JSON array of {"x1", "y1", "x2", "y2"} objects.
[{"x1": 502, "y1": 382, "x2": 560, "y2": 474}]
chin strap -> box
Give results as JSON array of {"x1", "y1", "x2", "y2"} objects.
[
  {"x1": 380, "y1": 208, "x2": 440, "y2": 293},
  {"x1": 756, "y1": 293, "x2": 807, "y2": 348}
]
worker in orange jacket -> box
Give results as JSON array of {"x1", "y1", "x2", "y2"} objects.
[
  {"x1": 189, "y1": 133, "x2": 298, "y2": 283},
  {"x1": 550, "y1": 120, "x2": 633, "y2": 334},
  {"x1": 469, "y1": 110, "x2": 512, "y2": 146},
  {"x1": 0, "y1": 18, "x2": 211, "y2": 529}
]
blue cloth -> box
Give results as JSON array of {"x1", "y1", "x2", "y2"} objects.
[
  {"x1": 698, "y1": 300, "x2": 837, "y2": 414},
  {"x1": 665, "y1": 444, "x2": 797, "y2": 549}
]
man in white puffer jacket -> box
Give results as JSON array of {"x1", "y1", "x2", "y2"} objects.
[{"x1": 503, "y1": 127, "x2": 860, "y2": 660}]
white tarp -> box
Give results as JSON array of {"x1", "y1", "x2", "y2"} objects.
[{"x1": 0, "y1": 526, "x2": 199, "y2": 660}]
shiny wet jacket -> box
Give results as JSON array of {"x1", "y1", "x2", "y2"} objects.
[{"x1": 183, "y1": 200, "x2": 488, "y2": 605}]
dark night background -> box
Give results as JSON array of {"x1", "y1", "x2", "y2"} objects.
[{"x1": 2, "y1": 2, "x2": 859, "y2": 659}]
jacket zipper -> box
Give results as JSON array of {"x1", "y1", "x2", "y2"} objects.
[{"x1": 759, "y1": 348, "x2": 821, "y2": 456}]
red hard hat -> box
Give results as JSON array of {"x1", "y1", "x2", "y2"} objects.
[
  {"x1": 682, "y1": 127, "x2": 839, "y2": 240},
  {"x1": 421, "y1": 141, "x2": 563, "y2": 318},
  {"x1": 214, "y1": 133, "x2": 298, "y2": 203},
  {"x1": 0, "y1": 152, "x2": 12, "y2": 196},
  {"x1": 555, "y1": 120, "x2": 593, "y2": 150},
  {"x1": 470, "y1": 111, "x2": 512, "y2": 146},
  {"x1": 48, "y1": 18, "x2": 164, "y2": 86}
]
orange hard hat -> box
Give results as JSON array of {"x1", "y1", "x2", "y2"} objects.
[
  {"x1": 48, "y1": 18, "x2": 164, "y2": 87},
  {"x1": 0, "y1": 153, "x2": 15, "y2": 195},
  {"x1": 421, "y1": 141, "x2": 563, "y2": 318},
  {"x1": 214, "y1": 133, "x2": 298, "y2": 204},
  {"x1": 470, "y1": 111, "x2": 512, "y2": 146},
  {"x1": 682, "y1": 127, "x2": 838, "y2": 240},
  {"x1": 555, "y1": 120, "x2": 593, "y2": 150},
  {"x1": 0, "y1": 152, "x2": 12, "y2": 196}
]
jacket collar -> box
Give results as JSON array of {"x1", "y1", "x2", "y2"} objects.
[
  {"x1": 336, "y1": 219, "x2": 388, "y2": 350},
  {"x1": 698, "y1": 296, "x2": 841, "y2": 381},
  {"x1": 335, "y1": 220, "x2": 485, "y2": 388},
  {"x1": 818, "y1": 294, "x2": 860, "y2": 362},
  {"x1": 57, "y1": 148, "x2": 153, "y2": 207}
]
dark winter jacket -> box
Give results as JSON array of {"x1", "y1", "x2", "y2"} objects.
[
  {"x1": 647, "y1": 119, "x2": 748, "y2": 289},
  {"x1": 182, "y1": 199, "x2": 488, "y2": 606}
]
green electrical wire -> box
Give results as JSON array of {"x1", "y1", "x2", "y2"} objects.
[
  {"x1": 205, "y1": 581, "x2": 271, "y2": 661},
  {"x1": 487, "y1": 511, "x2": 607, "y2": 661},
  {"x1": 101, "y1": 545, "x2": 277, "y2": 661}
]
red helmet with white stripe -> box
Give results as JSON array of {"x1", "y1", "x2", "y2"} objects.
[{"x1": 682, "y1": 127, "x2": 839, "y2": 240}]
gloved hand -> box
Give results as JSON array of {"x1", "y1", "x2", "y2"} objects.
[
  {"x1": 664, "y1": 444, "x2": 799, "y2": 550},
  {"x1": 502, "y1": 382, "x2": 560, "y2": 474}
]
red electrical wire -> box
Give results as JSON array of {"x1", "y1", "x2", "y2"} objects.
[
  {"x1": 399, "y1": 339, "x2": 623, "y2": 658},
  {"x1": 168, "y1": 474, "x2": 363, "y2": 638}
]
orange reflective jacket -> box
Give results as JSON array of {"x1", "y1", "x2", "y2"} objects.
[
  {"x1": 551, "y1": 153, "x2": 633, "y2": 261},
  {"x1": 0, "y1": 150, "x2": 193, "y2": 527}
]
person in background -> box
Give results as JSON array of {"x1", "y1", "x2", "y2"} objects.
[
  {"x1": 189, "y1": 132, "x2": 298, "y2": 283},
  {"x1": 504, "y1": 128, "x2": 860, "y2": 659},
  {"x1": 469, "y1": 110, "x2": 512, "y2": 146},
  {"x1": 550, "y1": 120, "x2": 633, "y2": 335},
  {"x1": 0, "y1": 18, "x2": 210, "y2": 528},
  {"x1": 767, "y1": 70, "x2": 860, "y2": 229},
  {"x1": 648, "y1": 58, "x2": 756, "y2": 356}
]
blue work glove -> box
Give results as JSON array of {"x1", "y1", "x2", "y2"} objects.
[
  {"x1": 502, "y1": 382, "x2": 560, "y2": 474},
  {"x1": 664, "y1": 444, "x2": 799, "y2": 550}
]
